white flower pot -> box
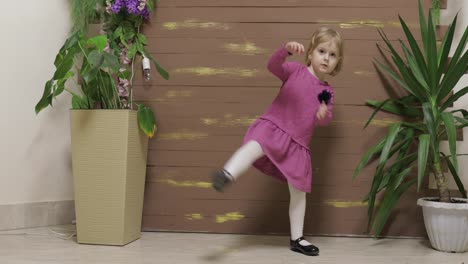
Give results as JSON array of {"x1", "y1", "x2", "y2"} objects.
[{"x1": 417, "y1": 197, "x2": 468, "y2": 253}]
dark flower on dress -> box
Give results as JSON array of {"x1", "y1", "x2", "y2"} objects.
[{"x1": 318, "y1": 90, "x2": 332, "y2": 105}]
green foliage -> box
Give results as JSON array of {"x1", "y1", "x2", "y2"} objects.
[
  {"x1": 354, "y1": 0, "x2": 468, "y2": 237},
  {"x1": 35, "y1": 33, "x2": 122, "y2": 114},
  {"x1": 36, "y1": 0, "x2": 169, "y2": 138},
  {"x1": 137, "y1": 104, "x2": 157, "y2": 138},
  {"x1": 69, "y1": 0, "x2": 99, "y2": 34}
]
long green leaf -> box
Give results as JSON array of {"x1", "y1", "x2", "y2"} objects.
[
  {"x1": 377, "y1": 29, "x2": 427, "y2": 100},
  {"x1": 399, "y1": 40, "x2": 428, "y2": 91},
  {"x1": 454, "y1": 116, "x2": 468, "y2": 129},
  {"x1": 417, "y1": 134, "x2": 430, "y2": 191},
  {"x1": 137, "y1": 104, "x2": 157, "y2": 138},
  {"x1": 452, "y1": 109, "x2": 468, "y2": 118},
  {"x1": 441, "y1": 86, "x2": 468, "y2": 111},
  {"x1": 438, "y1": 50, "x2": 468, "y2": 102},
  {"x1": 35, "y1": 81, "x2": 54, "y2": 114},
  {"x1": 366, "y1": 99, "x2": 422, "y2": 118},
  {"x1": 353, "y1": 137, "x2": 386, "y2": 179},
  {"x1": 422, "y1": 102, "x2": 437, "y2": 145},
  {"x1": 52, "y1": 48, "x2": 76, "y2": 80},
  {"x1": 373, "y1": 178, "x2": 417, "y2": 237},
  {"x1": 441, "y1": 112, "x2": 458, "y2": 171},
  {"x1": 53, "y1": 71, "x2": 74, "y2": 97},
  {"x1": 364, "y1": 99, "x2": 390, "y2": 128},
  {"x1": 374, "y1": 130, "x2": 416, "y2": 196},
  {"x1": 373, "y1": 59, "x2": 420, "y2": 100},
  {"x1": 441, "y1": 153, "x2": 467, "y2": 198},
  {"x1": 426, "y1": 10, "x2": 438, "y2": 94},
  {"x1": 418, "y1": 0, "x2": 428, "y2": 54},
  {"x1": 392, "y1": 56, "x2": 428, "y2": 100},
  {"x1": 444, "y1": 21, "x2": 468, "y2": 75},
  {"x1": 143, "y1": 51, "x2": 170, "y2": 80},
  {"x1": 379, "y1": 123, "x2": 402, "y2": 167},
  {"x1": 367, "y1": 123, "x2": 401, "y2": 228},
  {"x1": 398, "y1": 15, "x2": 429, "y2": 81},
  {"x1": 372, "y1": 154, "x2": 416, "y2": 196},
  {"x1": 437, "y1": 15, "x2": 457, "y2": 80},
  {"x1": 401, "y1": 122, "x2": 426, "y2": 132},
  {"x1": 438, "y1": 25, "x2": 468, "y2": 101}
]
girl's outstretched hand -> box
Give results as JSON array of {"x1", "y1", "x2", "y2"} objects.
[
  {"x1": 316, "y1": 102, "x2": 328, "y2": 120},
  {"x1": 285, "y1": 41, "x2": 305, "y2": 54}
]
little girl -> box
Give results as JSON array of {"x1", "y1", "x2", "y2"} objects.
[{"x1": 212, "y1": 27, "x2": 344, "y2": 256}]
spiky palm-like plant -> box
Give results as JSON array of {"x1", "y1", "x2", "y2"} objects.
[{"x1": 354, "y1": 0, "x2": 468, "y2": 236}]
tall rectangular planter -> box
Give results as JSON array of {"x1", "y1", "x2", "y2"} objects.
[{"x1": 70, "y1": 109, "x2": 148, "y2": 246}]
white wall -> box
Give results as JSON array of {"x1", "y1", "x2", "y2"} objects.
[
  {"x1": 438, "y1": 0, "x2": 468, "y2": 190},
  {"x1": 0, "y1": 1, "x2": 73, "y2": 204}
]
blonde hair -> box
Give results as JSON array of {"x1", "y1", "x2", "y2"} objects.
[{"x1": 305, "y1": 27, "x2": 344, "y2": 76}]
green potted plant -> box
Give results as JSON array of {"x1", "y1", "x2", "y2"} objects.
[
  {"x1": 354, "y1": 0, "x2": 468, "y2": 252},
  {"x1": 35, "y1": 0, "x2": 169, "y2": 246}
]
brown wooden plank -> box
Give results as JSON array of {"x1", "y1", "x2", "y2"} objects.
[
  {"x1": 149, "y1": 135, "x2": 391, "y2": 156},
  {"x1": 143, "y1": 167, "x2": 425, "y2": 203},
  {"x1": 148, "y1": 150, "x2": 374, "y2": 170},
  {"x1": 142, "y1": 214, "x2": 426, "y2": 236},
  {"x1": 144, "y1": 22, "x2": 446, "y2": 41},
  {"x1": 144, "y1": 181, "x2": 379, "y2": 204},
  {"x1": 145, "y1": 164, "x2": 379, "y2": 187},
  {"x1": 133, "y1": 54, "x2": 412, "y2": 94},
  {"x1": 141, "y1": 194, "x2": 429, "y2": 236},
  {"x1": 140, "y1": 103, "x2": 403, "y2": 122},
  {"x1": 142, "y1": 193, "x2": 427, "y2": 223},
  {"x1": 152, "y1": 7, "x2": 418, "y2": 23},
  {"x1": 137, "y1": 113, "x2": 397, "y2": 139},
  {"x1": 156, "y1": 0, "x2": 434, "y2": 8},
  {"x1": 133, "y1": 84, "x2": 402, "y2": 107},
  {"x1": 146, "y1": 39, "x2": 406, "y2": 57}
]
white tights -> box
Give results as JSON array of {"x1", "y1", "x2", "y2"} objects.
[{"x1": 222, "y1": 140, "x2": 311, "y2": 245}]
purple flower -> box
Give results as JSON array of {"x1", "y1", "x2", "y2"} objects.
[
  {"x1": 110, "y1": 0, "x2": 150, "y2": 19},
  {"x1": 111, "y1": 0, "x2": 125, "y2": 13}
]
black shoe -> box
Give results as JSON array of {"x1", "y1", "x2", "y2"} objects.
[
  {"x1": 212, "y1": 169, "x2": 234, "y2": 192},
  {"x1": 290, "y1": 237, "x2": 319, "y2": 256}
]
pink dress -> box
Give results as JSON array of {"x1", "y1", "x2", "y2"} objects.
[{"x1": 243, "y1": 46, "x2": 335, "y2": 193}]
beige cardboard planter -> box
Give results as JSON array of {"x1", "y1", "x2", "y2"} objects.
[{"x1": 70, "y1": 110, "x2": 148, "y2": 246}]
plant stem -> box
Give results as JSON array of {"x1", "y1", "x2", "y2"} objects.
[
  {"x1": 128, "y1": 26, "x2": 140, "y2": 110},
  {"x1": 432, "y1": 160, "x2": 451, "y2": 202}
]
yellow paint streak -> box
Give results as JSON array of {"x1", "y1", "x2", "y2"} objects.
[
  {"x1": 215, "y1": 212, "x2": 245, "y2": 223},
  {"x1": 319, "y1": 19, "x2": 417, "y2": 29},
  {"x1": 163, "y1": 19, "x2": 230, "y2": 30},
  {"x1": 369, "y1": 118, "x2": 400, "y2": 127},
  {"x1": 325, "y1": 200, "x2": 368, "y2": 208},
  {"x1": 185, "y1": 213, "x2": 204, "y2": 220},
  {"x1": 354, "y1": 71, "x2": 376, "y2": 76},
  {"x1": 340, "y1": 21, "x2": 384, "y2": 29},
  {"x1": 201, "y1": 115, "x2": 259, "y2": 127},
  {"x1": 158, "y1": 179, "x2": 211, "y2": 188},
  {"x1": 158, "y1": 131, "x2": 208, "y2": 140},
  {"x1": 388, "y1": 21, "x2": 419, "y2": 28},
  {"x1": 332, "y1": 118, "x2": 399, "y2": 127},
  {"x1": 175, "y1": 67, "x2": 259, "y2": 77},
  {"x1": 201, "y1": 118, "x2": 219, "y2": 125},
  {"x1": 224, "y1": 42, "x2": 267, "y2": 55},
  {"x1": 165, "y1": 90, "x2": 193, "y2": 98}
]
